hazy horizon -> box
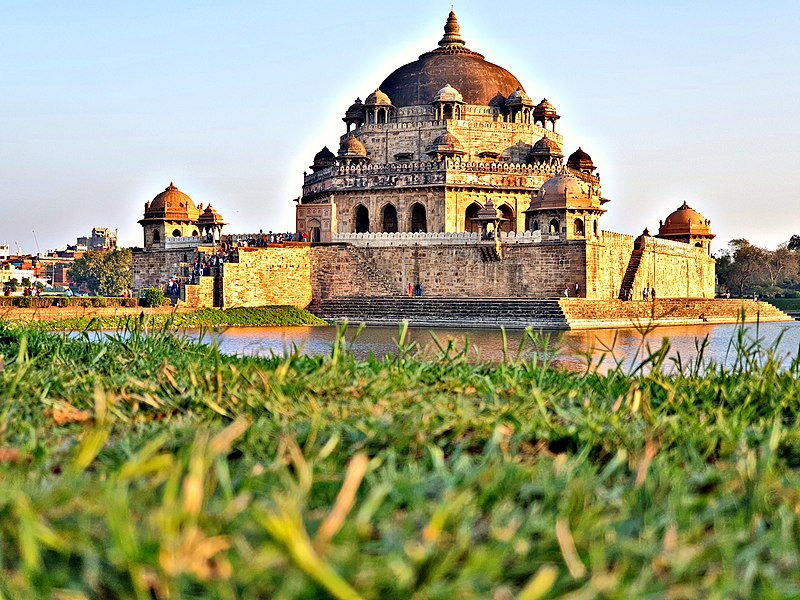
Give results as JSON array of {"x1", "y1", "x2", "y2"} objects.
[{"x1": 2, "y1": 1, "x2": 798, "y2": 254}]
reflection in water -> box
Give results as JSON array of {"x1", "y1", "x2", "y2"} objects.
[{"x1": 187, "y1": 322, "x2": 800, "y2": 374}]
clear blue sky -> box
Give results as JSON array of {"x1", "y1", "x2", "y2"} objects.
[{"x1": 1, "y1": 0, "x2": 798, "y2": 253}]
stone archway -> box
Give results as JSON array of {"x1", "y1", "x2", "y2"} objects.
[
  {"x1": 354, "y1": 205, "x2": 370, "y2": 233},
  {"x1": 549, "y1": 218, "x2": 560, "y2": 234},
  {"x1": 382, "y1": 203, "x2": 398, "y2": 233},
  {"x1": 410, "y1": 203, "x2": 427, "y2": 232},
  {"x1": 498, "y1": 203, "x2": 515, "y2": 233},
  {"x1": 465, "y1": 202, "x2": 482, "y2": 233},
  {"x1": 307, "y1": 218, "x2": 321, "y2": 243}
]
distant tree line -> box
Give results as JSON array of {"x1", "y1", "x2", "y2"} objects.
[{"x1": 716, "y1": 236, "x2": 800, "y2": 297}]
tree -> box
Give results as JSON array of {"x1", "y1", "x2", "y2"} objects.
[
  {"x1": 788, "y1": 235, "x2": 800, "y2": 252},
  {"x1": 764, "y1": 244, "x2": 798, "y2": 288},
  {"x1": 21, "y1": 277, "x2": 31, "y2": 288},
  {"x1": 4, "y1": 278, "x2": 19, "y2": 293},
  {"x1": 68, "y1": 249, "x2": 132, "y2": 296},
  {"x1": 723, "y1": 239, "x2": 768, "y2": 297}
]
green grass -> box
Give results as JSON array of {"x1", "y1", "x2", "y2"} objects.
[
  {"x1": 767, "y1": 297, "x2": 800, "y2": 313},
  {"x1": 0, "y1": 322, "x2": 799, "y2": 598},
  {"x1": 13, "y1": 306, "x2": 328, "y2": 331}
]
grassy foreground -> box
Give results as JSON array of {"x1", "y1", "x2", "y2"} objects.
[
  {"x1": 18, "y1": 306, "x2": 327, "y2": 331},
  {"x1": 1, "y1": 324, "x2": 800, "y2": 598}
]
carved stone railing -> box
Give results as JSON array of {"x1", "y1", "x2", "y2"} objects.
[{"x1": 331, "y1": 230, "x2": 553, "y2": 247}]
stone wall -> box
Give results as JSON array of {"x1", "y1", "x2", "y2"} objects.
[
  {"x1": 309, "y1": 241, "x2": 589, "y2": 300},
  {"x1": 632, "y1": 236, "x2": 715, "y2": 299},
  {"x1": 306, "y1": 232, "x2": 714, "y2": 303},
  {"x1": 182, "y1": 277, "x2": 215, "y2": 309},
  {"x1": 220, "y1": 246, "x2": 313, "y2": 309},
  {"x1": 352, "y1": 116, "x2": 561, "y2": 164},
  {"x1": 132, "y1": 246, "x2": 216, "y2": 291},
  {"x1": 560, "y1": 298, "x2": 792, "y2": 328}
]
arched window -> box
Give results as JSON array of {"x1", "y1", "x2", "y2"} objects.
[
  {"x1": 574, "y1": 218, "x2": 585, "y2": 236},
  {"x1": 465, "y1": 202, "x2": 482, "y2": 233},
  {"x1": 525, "y1": 215, "x2": 539, "y2": 232},
  {"x1": 498, "y1": 204, "x2": 515, "y2": 233},
  {"x1": 549, "y1": 219, "x2": 560, "y2": 234},
  {"x1": 695, "y1": 242, "x2": 703, "y2": 248},
  {"x1": 411, "y1": 203, "x2": 427, "y2": 232},
  {"x1": 191, "y1": 230, "x2": 199, "y2": 237},
  {"x1": 382, "y1": 203, "x2": 398, "y2": 233},
  {"x1": 354, "y1": 205, "x2": 370, "y2": 233},
  {"x1": 172, "y1": 229, "x2": 182, "y2": 238},
  {"x1": 593, "y1": 220, "x2": 599, "y2": 236},
  {"x1": 152, "y1": 229, "x2": 161, "y2": 244}
]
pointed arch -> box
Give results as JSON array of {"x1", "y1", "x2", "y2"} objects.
[
  {"x1": 549, "y1": 218, "x2": 560, "y2": 234},
  {"x1": 354, "y1": 204, "x2": 370, "y2": 233},
  {"x1": 410, "y1": 202, "x2": 427, "y2": 232},
  {"x1": 381, "y1": 203, "x2": 398, "y2": 233},
  {"x1": 498, "y1": 203, "x2": 515, "y2": 233},
  {"x1": 464, "y1": 202, "x2": 482, "y2": 233}
]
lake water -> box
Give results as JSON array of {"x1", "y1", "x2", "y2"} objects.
[{"x1": 184, "y1": 321, "x2": 800, "y2": 374}]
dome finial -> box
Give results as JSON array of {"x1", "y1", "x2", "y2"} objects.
[{"x1": 439, "y1": 10, "x2": 465, "y2": 48}]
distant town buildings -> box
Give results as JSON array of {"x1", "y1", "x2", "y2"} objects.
[
  {"x1": 76, "y1": 227, "x2": 118, "y2": 252},
  {"x1": 0, "y1": 226, "x2": 118, "y2": 292}
]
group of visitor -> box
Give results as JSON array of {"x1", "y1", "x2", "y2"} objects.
[
  {"x1": 4, "y1": 286, "x2": 41, "y2": 297},
  {"x1": 562, "y1": 282, "x2": 580, "y2": 298},
  {"x1": 233, "y1": 231, "x2": 308, "y2": 248},
  {"x1": 192, "y1": 253, "x2": 230, "y2": 279},
  {"x1": 620, "y1": 286, "x2": 657, "y2": 301},
  {"x1": 167, "y1": 276, "x2": 182, "y2": 296},
  {"x1": 407, "y1": 283, "x2": 424, "y2": 297}
]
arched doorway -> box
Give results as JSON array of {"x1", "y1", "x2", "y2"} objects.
[
  {"x1": 410, "y1": 203, "x2": 427, "y2": 232},
  {"x1": 574, "y1": 218, "x2": 585, "y2": 236},
  {"x1": 172, "y1": 229, "x2": 182, "y2": 237},
  {"x1": 498, "y1": 204, "x2": 515, "y2": 233},
  {"x1": 465, "y1": 202, "x2": 481, "y2": 233},
  {"x1": 308, "y1": 219, "x2": 321, "y2": 243},
  {"x1": 355, "y1": 205, "x2": 370, "y2": 233},
  {"x1": 549, "y1": 218, "x2": 560, "y2": 234},
  {"x1": 152, "y1": 229, "x2": 161, "y2": 244},
  {"x1": 382, "y1": 203, "x2": 398, "y2": 233}
]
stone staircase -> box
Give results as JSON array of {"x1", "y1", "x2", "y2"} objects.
[
  {"x1": 346, "y1": 247, "x2": 397, "y2": 295},
  {"x1": 313, "y1": 296, "x2": 569, "y2": 329},
  {"x1": 619, "y1": 249, "x2": 642, "y2": 299}
]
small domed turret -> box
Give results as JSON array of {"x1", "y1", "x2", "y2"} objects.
[
  {"x1": 527, "y1": 136, "x2": 563, "y2": 164},
  {"x1": 338, "y1": 135, "x2": 369, "y2": 165},
  {"x1": 426, "y1": 131, "x2": 465, "y2": 160},
  {"x1": 533, "y1": 98, "x2": 560, "y2": 131},
  {"x1": 433, "y1": 84, "x2": 463, "y2": 103},
  {"x1": 343, "y1": 98, "x2": 365, "y2": 132},
  {"x1": 311, "y1": 146, "x2": 336, "y2": 172},
  {"x1": 567, "y1": 147, "x2": 595, "y2": 174},
  {"x1": 365, "y1": 89, "x2": 392, "y2": 106},
  {"x1": 657, "y1": 201, "x2": 715, "y2": 254}
]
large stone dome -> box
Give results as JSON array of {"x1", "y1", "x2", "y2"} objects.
[
  {"x1": 379, "y1": 12, "x2": 524, "y2": 108},
  {"x1": 142, "y1": 182, "x2": 200, "y2": 222}
]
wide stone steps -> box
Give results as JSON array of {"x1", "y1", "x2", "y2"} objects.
[{"x1": 312, "y1": 297, "x2": 568, "y2": 329}]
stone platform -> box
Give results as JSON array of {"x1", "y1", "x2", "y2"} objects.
[{"x1": 312, "y1": 297, "x2": 793, "y2": 330}]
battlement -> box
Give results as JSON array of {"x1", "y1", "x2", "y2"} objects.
[
  {"x1": 331, "y1": 229, "x2": 560, "y2": 247},
  {"x1": 302, "y1": 160, "x2": 595, "y2": 199},
  {"x1": 349, "y1": 117, "x2": 562, "y2": 141}
]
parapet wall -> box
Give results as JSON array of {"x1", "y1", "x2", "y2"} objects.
[
  {"x1": 560, "y1": 298, "x2": 792, "y2": 329},
  {"x1": 221, "y1": 246, "x2": 312, "y2": 309},
  {"x1": 309, "y1": 241, "x2": 589, "y2": 300}
]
